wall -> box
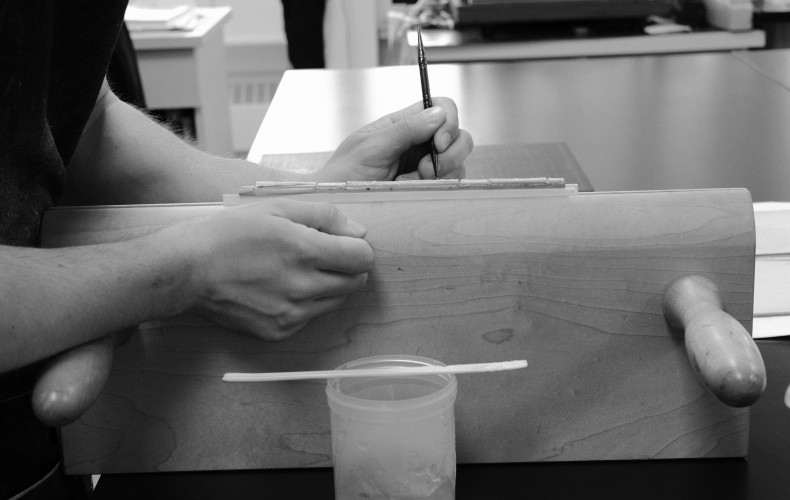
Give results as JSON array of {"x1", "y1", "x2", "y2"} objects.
[
  {"x1": 201, "y1": 0, "x2": 289, "y2": 154},
  {"x1": 129, "y1": 0, "x2": 386, "y2": 153}
]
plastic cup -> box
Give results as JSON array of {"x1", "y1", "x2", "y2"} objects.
[{"x1": 326, "y1": 355, "x2": 457, "y2": 499}]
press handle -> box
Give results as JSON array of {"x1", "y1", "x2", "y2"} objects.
[
  {"x1": 663, "y1": 275, "x2": 766, "y2": 407},
  {"x1": 32, "y1": 330, "x2": 130, "y2": 427}
]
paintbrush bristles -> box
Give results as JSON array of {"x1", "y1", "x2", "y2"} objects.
[{"x1": 417, "y1": 25, "x2": 426, "y2": 62}]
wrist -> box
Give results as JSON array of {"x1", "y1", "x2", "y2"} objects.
[{"x1": 138, "y1": 227, "x2": 201, "y2": 319}]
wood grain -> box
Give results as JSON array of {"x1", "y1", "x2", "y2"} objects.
[{"x1": 42, "y1": 188, "x2": 755, "y2": 473}]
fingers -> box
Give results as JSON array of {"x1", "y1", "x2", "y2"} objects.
[
  {"x1": 320, "y1": 97, "x2": 471, "y2": 182},
  {"x1": 421, "y1": 128, "x2": 473, "y2": 179},
  {"x1": 383, "y1": 106, "x2": 446, "y2": 155},
  {"x1": 300, "y1": 226, "x2": 374, "y2": 275},
  {"x1": 429, "y1": 96, "x2": 460, "y2": 153},
  {"x1": 397, "y1": 97, "x2": 459, "y2": 155},
  {"x1": 265, "y1": 199, "x2": 368, "y2": 239},
  {"x1": 380, "y1": 98, "x2": 457, "y2": 152},
  {"x1": 416, "y1": 157, "x2": 468, "y2": 180},
  {"x1": 188, "y1": 199, "x2": 375, "y2": 342},
  {"x1": 395, "y1": 170, "x2": 421, "y2": 181},
  {"x1": 386, "y1": 98, "x2": 470, "y2": 179},
  {"x1": 307, "y1": 270, "x2": 369, "y2": 300},
  {"x1": 261, "y1": 199, "x2": 374, "y2": 274}
]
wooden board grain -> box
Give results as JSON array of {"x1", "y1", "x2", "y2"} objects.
[{"x1": 41, "y1": 188, "x2": 755, "y2": 473}]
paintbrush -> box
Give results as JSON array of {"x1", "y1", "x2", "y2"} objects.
[{"x1": 417, "y1": 26, "x2": 439, "y2": 179}]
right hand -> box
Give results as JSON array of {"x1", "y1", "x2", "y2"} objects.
[
  {"x1": 167, "y1": 198, "x2": 374, "y2": 341},
  {"x1": 318, "y1": 97, "x2": 473, "y2": 182}
]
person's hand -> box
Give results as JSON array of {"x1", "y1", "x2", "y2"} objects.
[
  {"x1": 317, "y1": 97, "x2": 473, "y2": 182},
  {"x1": 170, "y1": 198, "x2": 374, "y2": 341},
  {"x1": 30, "y1": 199, "x2": 371, "y2": 426}
]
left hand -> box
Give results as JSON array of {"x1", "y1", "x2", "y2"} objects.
[{"x1": 317, "y1": 97, "x2": 473, "y2": 182}]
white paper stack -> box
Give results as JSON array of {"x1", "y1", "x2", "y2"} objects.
[
  {"x1": 125, "y1": 4, "x2": 199, "y2": 31},
  {"x1": 753, "y1": 202, "x2": 790, "y2": 338}
]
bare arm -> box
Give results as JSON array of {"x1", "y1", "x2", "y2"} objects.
[
  {"x1": 0, "y1": 229, "x2": 189, "y2": 371},
  {"x1": 62, "y1": 80, "x2": 472, "y2": 206},
  {"x1": 5, "y1": 82, "x2": 468, "y2": 370},
  {"x1": 1, "y1": 199, "x2": 372, "y2": 373},
  {"x1": 12, "y1": 79, "x2": 469, "y2": 422},
  {"x1": 61, "y1": 80, "x2": 312, "y2": 206}
]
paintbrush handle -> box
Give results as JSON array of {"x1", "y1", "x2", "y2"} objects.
[
  {"x1": 223, "y1": 360, "x2": 527, "y2": 382},
  {"x1": 417, "y1": 26, "x2": 439, "y2": 178}
]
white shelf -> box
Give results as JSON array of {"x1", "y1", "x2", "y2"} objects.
[{"x1": 400, "y1": 28, "x2": 766, "y2": 63}]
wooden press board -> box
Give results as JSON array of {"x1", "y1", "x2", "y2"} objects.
[{"x1": 41, "y1": 187, "x2": 755, "y2": 474}]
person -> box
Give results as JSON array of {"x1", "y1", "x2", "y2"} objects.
[
  {"x1": 281, "y1": 0, "x2": 327, "y2": 69},
  {"x1": 0, "y1": 1, "x2": 473, "y2": 498}
]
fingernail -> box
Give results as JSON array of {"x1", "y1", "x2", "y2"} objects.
[
  {"x1": 435, "y1": 131, "x2": 452, "y2": 151},
  {"x1": 422, "y1": 107, "x2": 443, "y2": 127},
  {"x1": 347, "y1": 218, "x2": 367, "y2": 235},
  {"x1": 396, "y1": 171, "x2": 420, "y2": 181}
]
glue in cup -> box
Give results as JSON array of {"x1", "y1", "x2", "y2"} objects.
[{"x1": 326, "y1": 355, "x2": 457, "y2": 499}]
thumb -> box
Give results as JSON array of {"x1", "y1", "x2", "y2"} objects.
[{"x1": 386, "y1": 107, "x2": 446, "y2": 154}]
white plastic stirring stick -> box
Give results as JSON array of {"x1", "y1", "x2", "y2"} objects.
[{"x1": 222, "y1": 360, "x2": 527, "y2": 382}]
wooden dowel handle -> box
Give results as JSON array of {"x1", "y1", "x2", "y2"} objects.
[
  {"x1": 663, "y1": 275, "x2": 765, "y2": 407},
  {"x1": 32, "y1": 329, "x2": 131, "y2": 427}
]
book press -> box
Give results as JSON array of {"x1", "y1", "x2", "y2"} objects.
[{"x1": 35, "y1": 175, "x2": 764, "y2": 473}]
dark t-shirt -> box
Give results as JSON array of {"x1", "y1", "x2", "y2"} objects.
[{"x1": 0, "y1": 1, "x2": 128, "y2": 497}]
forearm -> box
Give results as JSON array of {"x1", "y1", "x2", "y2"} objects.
[
  {"x1": 0, "y1": 235, "x2": 190, "y2": 372},
  {"x1": 63, "y1": 82, "x2": 312, "y2": 206}
]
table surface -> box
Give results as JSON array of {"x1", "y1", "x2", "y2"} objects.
[
  {"x1": 95, "y1": 50, "x2": 790, "y2": 497},
  {"x1": 249, "y1": 49, "x2": 790, "y2": 202}
]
